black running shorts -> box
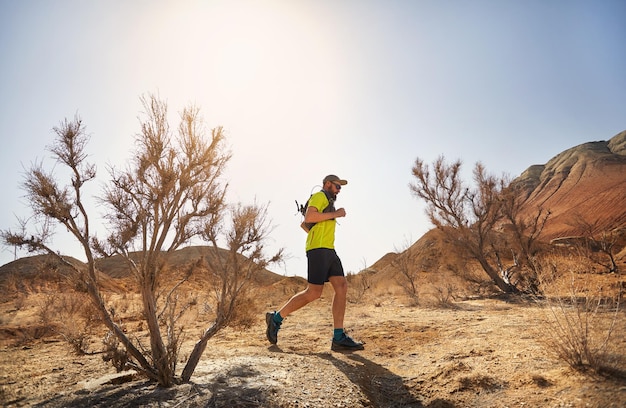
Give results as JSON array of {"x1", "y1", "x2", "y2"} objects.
[{"x1": 306, "y1": 248, "x2": 344, "y2": 285}]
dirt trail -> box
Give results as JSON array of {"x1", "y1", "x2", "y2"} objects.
[{"x1": 1, "y1": 297, "x2": 625, "y2": 407}]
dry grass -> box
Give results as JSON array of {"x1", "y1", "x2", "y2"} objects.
[{"x1": 535, "y1": 255, "x2": 626, "y2": 379}]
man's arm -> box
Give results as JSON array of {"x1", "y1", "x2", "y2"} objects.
[{"x1": 304, "y1": 206, "x2": 346, "y2": 223}]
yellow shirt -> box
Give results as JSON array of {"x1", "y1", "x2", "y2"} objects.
[{"x1": 305, "y1": 191, "x2": 337, "y2": 251}]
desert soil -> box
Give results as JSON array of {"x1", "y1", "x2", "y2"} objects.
[{"x1": 1, "y1": 294, "x2": 625, "y2": 408}]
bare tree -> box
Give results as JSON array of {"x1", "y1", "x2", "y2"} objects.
[
  {"x1": 410, "y1": 156, "x2": 517, "y2": 293},
  {"x1": 2, "y1": 95, "x2": 282, "y2": 387}
]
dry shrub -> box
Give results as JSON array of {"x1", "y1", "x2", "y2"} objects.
[
  {"x1": 60, "y1": 329, "x2": 90, "y2": 355},
  {"x1": 37, "y1": 291, "x2": 102, "y2": 354},
  {"x1": 102, "y1": 330, "x2": 129, "y2": 372},
  {"x1": 199, "y1": 285, "x2": 261, "y2": 330},
  {"x1": 105, "y1": 293, "x2": 134, "y2": 319},
  {"x1": 536, "y1": 255, "x2": 626, "y2": 378},
  {"x1": 346, "y1": 271, "x2": 372, "y2": 304},
  {"x1": 393, "y1": 253, "x2": 421, "y2": 306},
  {"x1": 424, "y1": 269, "x2": 473, "y2": 307},
  {"x1": 230, "y1": 289, "x2": 262, "y2": 329},
  {"x1": 36, "y1": 293, "x2": 59, "y2": 325},
  {"x1": 448, "y1": 262, "x2": 498, "y2": 298},
  {"x1": 431, "y1": 281, "x2": 458, "y2": 308}
]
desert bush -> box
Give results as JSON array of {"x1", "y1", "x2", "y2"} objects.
[
  {"x1": 200, "y1": 286, "x2": 260, "y2": 331},
  {"x1": 230, "y1": 289, "x2": 262, "y2": 329},
  {"x1": 536, "y1": 259, "x2": 625, "y2": 378},
  {"x1": 392, "y1": 242, "x2": 421, "y2": 306},
  {"x1": 431, "y1": 281, "x2": 458, "y2": 308},
  {"x1": 565, "y1": 215, "x2": 624, "y2": 274},
  {"x1": 36, "y1": 291, "x2": 102, "y2": 354},
  {"x1": 67, "y1": 294, "x2": 102, "y2": 354},
  {"x1": 36, "y1": 293, "x2": 59, "y2": 326},
  {"x1": 102, "y1": 330, "x2": 129, "y2": 372},
  {"x1": 105, "y1": 293, "x2": 133, "y2": 320},
  {"x1": 60, "y1": 330, "x2": 91, "y2": 355},
  {"x1": 346, "y1": 270, "x2": 372, "y2": 304}
]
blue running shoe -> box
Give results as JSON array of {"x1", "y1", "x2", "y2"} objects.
[{"x1": 265, "y1": 311, "x2": 281, "y2": 345}]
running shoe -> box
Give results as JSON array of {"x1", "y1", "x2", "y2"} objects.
[
  {"x1": 265, "y1": 311, "x2": 281, "y2": 344},
  {"x1": 331, "y1": 333, "x2": 364, "y2": 351}
]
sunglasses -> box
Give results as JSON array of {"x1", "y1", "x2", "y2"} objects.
[{"x1": 332, "y1": 182, "x2": 342, "y2": 190}]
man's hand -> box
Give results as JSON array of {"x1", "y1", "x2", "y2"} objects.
[{"x1": 335, "y1": 208, "x2": 346, "y2": 218}]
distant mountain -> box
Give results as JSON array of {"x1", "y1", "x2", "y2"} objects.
[
  {"x1": 0, "y1": 246, "x2": 285, "y2": 291},
  {"x1": 515, "y1": 130, "x2": 626, "y2": 240},
  {"x1": 94, "y1": 246, "x2": 287, "y2": 287}
]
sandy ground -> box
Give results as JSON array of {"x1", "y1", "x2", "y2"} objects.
[{"x1": 1, "y1": 292, "x2": 625, "y2": 408}]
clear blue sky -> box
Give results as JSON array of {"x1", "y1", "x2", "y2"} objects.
[{"x1": 1, "y1": 0, "x2": 625, "y2": 278}]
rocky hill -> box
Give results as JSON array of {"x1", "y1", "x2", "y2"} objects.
[
  {"x1": 0, "y1": 247, "x2": 286, "y2": 294},
  {"x1": 515, "y1": 130, "x2": 626, "y2": 240}
]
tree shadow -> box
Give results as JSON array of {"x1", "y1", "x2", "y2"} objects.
[
  {"x1": 315, "y1": 352, "x2": 456, "y2": 408},
  {"x1": 32, "y1": 380, "x2": 180, "y2": 408},
  {"x1": 32, "y1": 364, "x2": 281, "y2": 408}
]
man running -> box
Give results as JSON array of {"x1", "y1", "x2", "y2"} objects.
[{"x1": 266, "y1": 174, "x2": 364, "y2": 351}]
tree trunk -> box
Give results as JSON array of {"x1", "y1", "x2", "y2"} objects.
[
  {"x1": 142, "y1": 279, "x2": 174, "y2": 387},
  {"x1": 477, "y1": 257, "x2": 518, "y2": 293},
  {"x1": 181, "y1": 323, "x2": 221, "y2": 382},
  {"x1": 84, "y1": 270, "x2": 158, "y2": 380}
]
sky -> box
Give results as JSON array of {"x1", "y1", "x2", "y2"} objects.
[{"x1": 1, "y1": 0, "x2": 625, "y2": 279}]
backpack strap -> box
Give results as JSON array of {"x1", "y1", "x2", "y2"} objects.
[
  {"x1": 300, "y1": 189, "x2": 335, "y2": 232},
  {"x1": 321, "y1": 189, "x2": 336, "y2": 213}
]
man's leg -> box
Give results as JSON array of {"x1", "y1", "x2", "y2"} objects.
[
  {"x1": 266, "y1": 283, "x2": 324, "y2": 345},
  {"x1": 267, "y1": 248, "x2": 330, "y2": 345},
  {"x1": 279, "y1": 283, "x2": 324, "y2": 318},
  {"x1": 328, "y1": 276, "x2": 347, "y2": 329},
  {"x1": 328, "y1": 275, "x2": 364, "y2": 351}
]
